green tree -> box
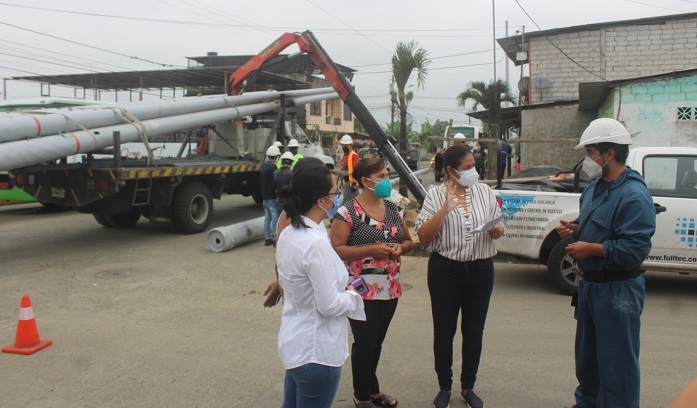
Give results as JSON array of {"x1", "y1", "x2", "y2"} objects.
[
  {"x1": 391, "y1": 40, "x2": 430, "y2": 195},
  {"x1": 456, "y1": 79, "x2": 517, "y2": 111},
  {"x1": 384, "y1": 121, "x2": 418, "y2": 143},
  {"x1": 417, "y1": 119, "x2": 449, "y2": 152}
]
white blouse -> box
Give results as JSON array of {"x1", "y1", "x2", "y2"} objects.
[
  {"x1": 415, "y1": 183, "x2": 501, "y2": 262},
  {"x1": 276, "y1": 216, "x2": 366, "y2": 370}
]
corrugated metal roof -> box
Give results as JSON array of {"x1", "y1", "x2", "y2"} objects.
[{"x1": 12, "y1": 67, "x2": 308, "y2": 93}]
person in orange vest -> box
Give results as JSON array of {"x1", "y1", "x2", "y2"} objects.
[{"x1": 340, "y1": 134, "x2": 360, "y2": 204}]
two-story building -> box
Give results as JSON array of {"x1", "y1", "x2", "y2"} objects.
[{"x1": 496, "y1": 12, "x2": 697, "y2": 168}]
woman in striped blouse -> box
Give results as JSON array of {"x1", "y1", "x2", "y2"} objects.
[{"x1": 414, "y1": 144, "x2": 504, "y2": 408}]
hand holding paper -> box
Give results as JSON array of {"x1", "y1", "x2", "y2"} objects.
[{"x1": 473, "y1": 215, "x2": 505, "y2": 233}]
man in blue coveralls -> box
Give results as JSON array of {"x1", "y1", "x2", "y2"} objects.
[{"x1": 556, "y1": 118, "x2": 656, "y2": 408}]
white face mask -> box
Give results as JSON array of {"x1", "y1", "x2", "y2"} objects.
[
  {"x1": 453, "y1": 167, "x2": 479, "y2": 186},
  {"x1": 582, "y1": 152, "x2": 607, "y2": 179}
]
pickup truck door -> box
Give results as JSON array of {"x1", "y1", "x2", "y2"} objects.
[{"x1": 641, "y1": 154, "x2": 697, "y2": 271}]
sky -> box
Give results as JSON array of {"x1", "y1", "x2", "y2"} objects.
[{"x1": 0, "y1": 0, "x2": 695, "y2": 129}]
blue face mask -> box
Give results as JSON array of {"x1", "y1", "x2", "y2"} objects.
[
  {"x1": 319, "y1": 193, "x2": 341, "y2": 219},
  {"x1": 366, "y1": 178, "x2": 392, "y2": 199}
]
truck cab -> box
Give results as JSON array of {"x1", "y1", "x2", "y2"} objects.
[
  {"x1": 495, "y1": 146, "x2": 697, "y2": 294},
  {"x1": 631, "y1": 147, "x2": 697, "y2": 272}
]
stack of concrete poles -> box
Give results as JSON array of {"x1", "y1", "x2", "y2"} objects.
[{"x1": 0, "y1": 88, "x2": 338, "y2": 171}]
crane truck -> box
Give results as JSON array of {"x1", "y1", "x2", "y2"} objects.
[{"x1": 7, "y1": 31, "x2": 425, "y2": 233}]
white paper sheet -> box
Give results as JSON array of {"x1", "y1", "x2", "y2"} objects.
[{"x1": 473, "y1": 215, "x2": 505, "y2": 233}]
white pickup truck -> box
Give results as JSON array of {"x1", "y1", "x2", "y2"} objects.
[{"x1": 495, "y1": 146, "x2": 697, "y2": 295}]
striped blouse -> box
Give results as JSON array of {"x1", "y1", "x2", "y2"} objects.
[{"x1": 414, "y1": 183, "x2": 501, "y2": 262}]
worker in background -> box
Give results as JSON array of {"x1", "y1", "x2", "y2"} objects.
[
  {"x1": 452, "y1": 133, "x2": 467, "y2": 146},
  {"x1": 556, "y1": 118, "x2": 656, "y2": 408},
  {"x1": 274, "y1": 151, "x2": 294, "y2": 216},
  {"x1": 278, "y1": 139, "x2": 303, "y2": 169},
  {"x1": 261, "y1": 145, "x2": 281, "y2": 247},
  {"x1": 340, "y1": 134, "x2": 360, "y2": 204},
  {"x1": 273, "y1": 141, "x2": 283, "y2": 151},
  {"x1": 473, "y1": 141, "x2": 487, "y2": 179}
]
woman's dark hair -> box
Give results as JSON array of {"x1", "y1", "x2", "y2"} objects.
[
  {"x1": 443, "y1": 144, "x2": 473, "y2": 174},
  {"x1": 352, "y1": 157, "x2": 387, "y2": 188},
  {"x1": 279, "y1": 157, "x2": 334, "y2": 229}
]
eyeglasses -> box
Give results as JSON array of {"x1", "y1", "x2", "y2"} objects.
[{"x1": 325, "y1": 191, "x2": 341, "y2": 198}]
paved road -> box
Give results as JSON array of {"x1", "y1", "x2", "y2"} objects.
[{"x1": 1, "y1": 196, "x2": 697, "y2": 407}]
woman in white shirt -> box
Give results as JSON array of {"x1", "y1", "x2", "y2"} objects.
[
  {"x1": 414, "y1": 144, "x2": 504, "y2": 408},
  {"x1": 276, "y1": 158, "x2": 366, "y2": 408}
]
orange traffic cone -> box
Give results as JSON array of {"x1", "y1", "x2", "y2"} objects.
[{"x1": 2, "y1": 295, "x2": 52, "y2": 355}]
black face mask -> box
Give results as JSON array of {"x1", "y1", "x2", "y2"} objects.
[{"x1": 342, "y1": 146, "x2": 350, "y2": 154}]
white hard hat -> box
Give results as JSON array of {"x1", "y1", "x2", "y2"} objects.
[
  {"x1": 340, "y1": 135, "x2": 353, "y2": 145},
  {"x1": 453, "y1": 133, "x2": 466, "y2": 141},
  {"x1": 266, "y1": 145, "x2": 281, "y2": 156},
  {"x1": 575, "y1": 118, "x2": 632, "y2": 150},
  {"x1": 273, "y1": 141, "x2": 283, "y2": 148},
  {"x1": 288, "y1": 139, "x2": 300, "y2": 148},
  {"x1": 280, "y1": 151, "x2": 294, "y2": 161}
]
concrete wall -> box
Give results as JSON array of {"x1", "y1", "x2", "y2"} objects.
[
  {"x1": 599, "y1": 75, "x2": 697, "y2": 147},
  {"x1": 529, "y1": 16, "x2": 697, "y2": 103},
  {"x1": 520, "y1": 104, "x2": 595, "y2": 169}
]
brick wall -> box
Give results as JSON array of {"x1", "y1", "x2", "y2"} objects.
[
  {"x1": 529, "y1": 17, "x2": 697, "y2": 103},
  {"x1": 520, "y1": 104, "x2": 594, "y2": 168}
]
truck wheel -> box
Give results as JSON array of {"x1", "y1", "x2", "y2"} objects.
[
  {"x1": 93, "y1": 213, "x2": 112, "y2": 227},
  {"x1": 173, "y1": 182, "x2": 212, "y2": 234},
  {"x1": 105, "y1": 211, "x2": 141, "y2": 228},
  {"x1": 547, "y1": 238, "x2": 581, "y2": 295},
  {"x1": 252, "y1": 191, "x2": 263, "y2": 204}
]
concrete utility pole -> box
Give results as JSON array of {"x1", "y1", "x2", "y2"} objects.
[
  {"x1": 487, "y1": 85, "x2": 501, "y2": 183},
  {"x1": 492, "y1": 0, "x2": 497, "y2": 82},
  {"x1": 390, "y1": 79, "x2": 395, "y2": 137},
  {"x1": 505, "y1": 21, "x2": 509, "y2": 87}
]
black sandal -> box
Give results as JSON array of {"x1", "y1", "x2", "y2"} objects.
[
  {"x1": 353, "y1": 398, "x2": 375, "y2": 408},
  {"x1": 371, "y1": 393, "x2": 398, "y2": 407}
]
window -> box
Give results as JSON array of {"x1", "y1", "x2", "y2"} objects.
[
  {"x1": 644, "y1": 155, "x2": 697, "y2": 198},
  {"x1": 644, "y1": 157, "x2": 677, "y2": 190},
  {"x1": 677, "y1": 107, "x2": 694, "y2": 121},
  {"x1": 310, "y1": 101, "x2": 321, "y2": 116},
  {"x1": 343, "y1": 103, "x2": 352, "y2": 121}
]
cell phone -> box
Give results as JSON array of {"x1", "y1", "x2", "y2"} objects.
[{"x1": 350, "y1": 277, "x2": 369, "y2": 296}]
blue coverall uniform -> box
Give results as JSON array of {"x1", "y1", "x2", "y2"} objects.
[{"x1": 572, "y1": 167, "x2": 656, "y2": 408}]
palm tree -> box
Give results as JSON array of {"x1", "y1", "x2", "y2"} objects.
[
  {"x1": 391, "y1": 40, "x2": 430, "y2": 195},
  {"x1": 456, "y1": 79, "x2": 517, "y2": 111}
]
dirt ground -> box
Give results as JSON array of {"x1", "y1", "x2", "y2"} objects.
[{"x1": 2, "y1": 197, "x2": 697, "y2": 407}]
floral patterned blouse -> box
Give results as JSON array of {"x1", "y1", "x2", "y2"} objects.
[{"x1": 333, "y1": 198, "x2": 405, "y2": 300}]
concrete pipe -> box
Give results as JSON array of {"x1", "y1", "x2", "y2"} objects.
[{"x1": 206, "y1": 216, "x2": 265, "y2": 252}]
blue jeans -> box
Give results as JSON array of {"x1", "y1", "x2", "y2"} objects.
[
  {"x1": 263, "y1": 199, "x2": 279, "y2": 241},
  {"x1": 575, "y1": 276, "x2": 645, "y2": 408},
  {"x1": 427, "y1": 253, "x2": 494, "y2": 392},
  {"x1": 282, "y1": 363, "x2": 342, "y2": 408}
]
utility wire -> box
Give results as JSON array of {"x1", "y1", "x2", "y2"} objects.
[
  {"x1": 351, "y1": 49, "x2": 492, "y2": 68},
  {"x1": 622, "y1": 0, "x2": 687, "y2": 11},
  {"x1": 0, "y1": 2, "x2": 519, "y2": 33},
  {"x1": 156, "y1": 0, "x2": 274, "y2": 41},
  {"x1": 0, "y1": 21, "x2": 183, "y2": 68},
  {"x1": 304, "y1": 0, "x2": 391, "y2": 53},
  {"x1": 0, "y1": 38, "x2": 139, "y2": 71},
  {"x1": 513, "y1": 0, "x2": 606, "y2": 81},
  {"x1": 355, "y1": 61, "x2": 493, "y2": 75}
]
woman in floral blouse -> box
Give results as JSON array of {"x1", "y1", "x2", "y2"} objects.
[{"x1": 330, "y1": 157, "x2": 413, "y2": 408}]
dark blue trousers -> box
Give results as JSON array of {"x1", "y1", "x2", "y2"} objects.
[
  {"x1": 427, "y1": 253, "x2": 494, "y2": 391},
  {"x1": 575, "y1": 276, "x2": 645, "y2": 408},
  {"x1": 349, "y1": 298, "x2": 399, "y2": 401}
]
